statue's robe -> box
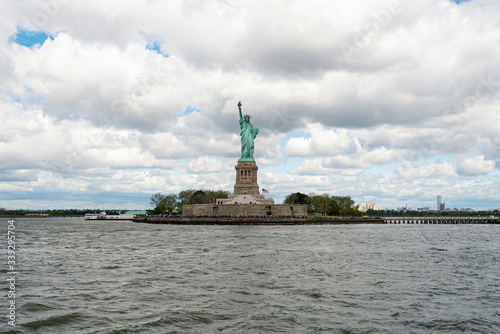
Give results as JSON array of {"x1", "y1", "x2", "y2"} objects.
[{"x1": 239, "y1": 118, "x2": 257, "y2": 160}]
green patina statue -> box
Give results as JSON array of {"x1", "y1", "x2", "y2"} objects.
[{"x1": 238, "y1": 101, "x2": 259, "y2": 161}]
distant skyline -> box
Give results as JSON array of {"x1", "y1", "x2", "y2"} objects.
[{"x1": 1, "y1": 0, "x2": 499, "y2": 210}]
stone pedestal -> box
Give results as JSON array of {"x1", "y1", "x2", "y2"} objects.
[
  {"x1": 215, "y1": 160, "x2": 274, "y2": 205},
  {"x1": 233, "y1": 161, "x2": 260, "y2": 196}
]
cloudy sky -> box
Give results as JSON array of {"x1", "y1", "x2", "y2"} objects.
[{"x1": 1, "y1": 0, "x2": 499, "y2": 210}]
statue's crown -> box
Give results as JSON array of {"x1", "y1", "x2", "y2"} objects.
[{"x1": 244, "y1": 113, "x2": 251, "y2": 118}]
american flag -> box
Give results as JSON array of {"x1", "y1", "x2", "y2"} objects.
[{"x1": 262, "y1": 188, "x2": 269, "y2": 193}]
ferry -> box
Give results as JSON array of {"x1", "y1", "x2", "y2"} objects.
[{"x1": 85, "y1": 211, "x2": 135, "y2": 220}]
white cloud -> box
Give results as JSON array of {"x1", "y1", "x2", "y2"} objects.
[
  {"x1": 457, "y1": 155, "x2": 496, "y2": 176},
  {"x1": 1, "y1": 0, "x2": 500, "y2": 209},
  {"x1": 285, "y1": 123, "x2": 355, "y2": 157},
  {"x1": 187, "y1": 157, "x2": 225, "y2": 174},
  {"x1": 396, "y1": 160, "x2": 455, "y2": 180},
  {"x1": 288, "y1": 158, "x2": 341, "y2": 175}
]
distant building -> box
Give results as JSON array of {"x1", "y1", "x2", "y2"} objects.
[
  {"x1": 366, "y1": 202, "x2": 380, "y2": 211},
  {"x1": 356, "y1": 204, "x2": 366, "y2": 212},
  {"x1": 437, "y1": 196, "x2": 446, "y2": 211},
  {"x1": 460, "y1": 208, "x2": 474, "y2": 213}
]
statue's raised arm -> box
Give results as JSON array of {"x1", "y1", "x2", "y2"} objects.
[{"x1": 238, "y1": 101, "x2": 243, "y2": 119}]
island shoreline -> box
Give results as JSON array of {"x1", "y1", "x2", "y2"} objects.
[{"x1": 132, "y1": 216, "x2": 386, "y2": 225}]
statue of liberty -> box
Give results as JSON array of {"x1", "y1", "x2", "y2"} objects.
[{"x1": 237, "y1": 101, "x2": 259, "y2": 161}]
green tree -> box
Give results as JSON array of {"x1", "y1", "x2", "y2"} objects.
[
  {"x1": 182, "y1": 189, "x2": 231, "y2": 205},
  {"x1": 174, "y1": 189, "x2": 229, "y2": 211},
  {"x1": 284, "y1": 192, "x2": 362, "y2": 216},
  {"x1": 308, "y1": 193, "x2": 332, "y2": 213},
  {"x1": 284, "y1": 192, "x2": 310, "y2": 205},
  {"x1": 150, "y1": 192, "x2": 165, "y2": 208},
  {"x1": 149, "y1": 193, "x2": 178, "y2": 214},
  {"x1": 337, "y1": 196, "x2": 357, "y2": 216},
  {"x1": 190, "y1": 190, "x2": 208, "y2": 204},
  {"x1": 177, "y1": 189, "x2": 196, "y2": 209},
  {"x1": 162, "y1": 193, "x2": 179, "y2": 214},
  {"x1": 206, "y1": 190, "x2": 230, "y2": 204}
]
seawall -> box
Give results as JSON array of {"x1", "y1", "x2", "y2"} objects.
[{"x1": 133, "y1": 216, "x2": 386, "y2": 225}]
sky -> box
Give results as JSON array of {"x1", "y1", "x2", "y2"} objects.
[{"x1": 1, "y1": 0, "x2": 499, "y2": 211}]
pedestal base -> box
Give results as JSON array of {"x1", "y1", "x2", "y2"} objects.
[
  {"x1": 233, "y1": 161, "x2": 260, "y2": 196},
  {"x1": 214, "y1": 159, "x2": 275, "y2": 208}
]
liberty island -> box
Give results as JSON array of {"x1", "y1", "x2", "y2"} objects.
[
  {"x1": 134, "y1": 101, "x2": 384, "y2": 224},
  {"x1": 181, "y1": 100, "x2": 306, "y2": 217}
]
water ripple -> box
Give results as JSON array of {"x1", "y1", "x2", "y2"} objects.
[{"x1": 0, "y1": 219, "x2": 499, "y2": 333}]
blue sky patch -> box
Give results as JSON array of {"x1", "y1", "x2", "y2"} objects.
[
  {"x1": 453, "y1": 0, "x2": 471, "y2": 3},
  {"x1": 26, "y1": 96, "x2": 44, "y2": 104},
  {"x1": 178, "y1": 106, "x2": 201, "y2": 117},
  {"x1": 280, "y1": 130, "x2": 311, "y2": 148},
  {"x1": 146, "y1": 41, "x2": 169, "y2": 57},
  {"x1": 10, "y1": 28, "x2": 54, "y2": 47}
]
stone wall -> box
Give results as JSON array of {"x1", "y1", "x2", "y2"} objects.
[
  {"x1": 182, "y1": 203, "x2": 308, "y2": 216},
  {"x1": 134, "y1": 216, "x2": 386, "y2": 225}
]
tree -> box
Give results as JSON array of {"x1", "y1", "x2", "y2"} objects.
[
  {"x1": 149, "y1": 193, "x2": 178, "y2": 214},
  {"x1": 150, "y1": 193, "x2": 165, "y2": 208},
  {"x1": 174, "y1": 189, "x2": 230, "y2": 211},
  {"x1": 177, "y1": 190, "x2": 196, "y2": 209},
  {"x1": 283, "y1": 192, "x2": 362, "y2": 216},
  {"x1": 179, "y1": 189, "x2": 231, "y2": 205},
  {"x1": 326, "y1": 195, "x2": 361, "y2": 216},
  {"x1": 284, "y1": 192, "x2": 310, "y2": 205},
  {"x1": 336, "y1": 196, "x2": 360, "y2": 216},
  {"x1": 308, "y1": 193, "x2": 331, "y2": 213},
  {"x1": 206, "y1": 190, "x2": 230, "y2": 204},
  {"x1": 190, "y1": 190, "x2": 208, "y2": 204},
  {"x1": 162, "y1": 193, "x2": 178, "y2": 214}
]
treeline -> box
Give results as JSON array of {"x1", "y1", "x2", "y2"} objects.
[
  {"x1": 366, "y1": 209, "x2": 500, "y2": 217},
  {"x1": 149, "y1": 189, "x2": 230, "y2": 214},
  {"x1": 150, "y1": 190, "x2": 362, "y2": 216},
  {"x1": 284, "y1": 192, "x2": 362, "y2": 216}
]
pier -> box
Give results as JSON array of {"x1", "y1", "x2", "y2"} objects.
[{"x1": 384, "y1": 216, "x2": 500, "y2": 224}]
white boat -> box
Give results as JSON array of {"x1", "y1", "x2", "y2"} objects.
[{"x1": 85, "y1": 211, "x2": 135, "y2": 220}]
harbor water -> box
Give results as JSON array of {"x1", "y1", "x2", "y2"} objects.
[{"x1": 1, "y1": 218, "x2": 499, "y2": 333}]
